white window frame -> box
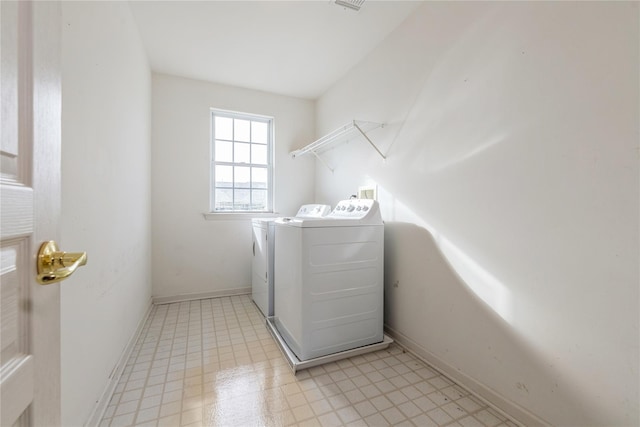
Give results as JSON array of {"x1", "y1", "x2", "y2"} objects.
[{"x1": 210, "y1": 109, "x2": 274, "y2": 213}]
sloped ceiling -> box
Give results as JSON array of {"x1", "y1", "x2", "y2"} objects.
[{"x1": 129, "y1": 1, "x2": 422, "y2": 99}]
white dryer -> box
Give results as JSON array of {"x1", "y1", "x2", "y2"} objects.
[
  {"x1": 273, "y1": 199, "x2": 384, "y2": 361},
  {"x1": 251, "y1": 204, "x2": 331, "y2": 317}
]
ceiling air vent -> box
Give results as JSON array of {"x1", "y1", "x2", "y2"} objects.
[{"x1": 335, "y1": 0, "x2": 365, "y2": 11}]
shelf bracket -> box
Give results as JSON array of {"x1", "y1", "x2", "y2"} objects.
[
  {"x1": 312, "y1": 150, "x2": 334, "y2": 173},
  {"x1": 353, "y1": 122, "x2": 386, "y2": 160}
]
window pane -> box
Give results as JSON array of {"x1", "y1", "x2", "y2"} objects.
[
  {"x1": 215, "y1": 116, "x2": 233, "y2": 140},
  {"x1": 215, "y1": 140, "x2": 232, "y2": 162},
  {"x1": 211, "y1": 111, "x2": 272, "y2": 213},
  {"x1": 251, "y1": 121, "x2": 268, "y2": 144},
  {"x1": 234, "y1": 119, "x2": 250, "y2": 142},
  {"x1": 252, "y1": 167, "x2": 267, "y2": 189},
  {"x1": 234, "y1": 166, "x2": 250, "y2": 188},
  {"x1": 251, "y1": 144, "x2": 267, "y2": 165},
  {"x1": 215, "y1": 165, "x2": 233, "y2": 187},
  {"x1": 234, "y1": 142, "x2": 250, "y2": 163},
  {"x1": 252, "y1": 190, "x2": 267, "y2": 210},
  {"x1": 234, "y1": 189, "x2": 250, "y2": 210},
  {"x1": 215, "y1": 188, "x2": 233, "y2": 211}
]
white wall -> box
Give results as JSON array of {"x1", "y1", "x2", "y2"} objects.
[
  {"x1": 61, "y1": 2, "x2": 152, "y2": 425},
  {"x1": 151, "y1": 74, "x2": 315, "y2": 301},
  {"x1": 315, "y1": 2, "x2": 639, "y2": 426}
]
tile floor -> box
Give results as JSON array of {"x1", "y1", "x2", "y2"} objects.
[{"x1": 100, "y1": 295, "x2": 518, "y2": 427}]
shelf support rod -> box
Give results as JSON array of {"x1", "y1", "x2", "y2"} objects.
[
  {"x1": 312, "y1": 150, "x2": 334, "y2": 173},
  {"x1": 354, "y1": 122, "x2": 386, "y2": 160}
]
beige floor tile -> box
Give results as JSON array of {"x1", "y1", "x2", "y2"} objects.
[{"x1": 100, "y1": 295, "x2": 519, "y2": 427}]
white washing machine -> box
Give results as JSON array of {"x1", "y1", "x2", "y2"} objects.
[
  {"x1": 251, "y1": 204, "x2": 331, "y2": 317},
  {"x1": 273, "y1": 199, "x2": 384, "y2": 361}
]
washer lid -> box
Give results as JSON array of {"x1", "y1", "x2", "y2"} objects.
[
  {"x1": 252, "y1": 204, "x2": 330, "y2": 226},
  {"x1": 276, "y1": 200, "x2": 382, "y2": 227},
  {"x1": 295, "y1": 204, "x2": 331, "y2": 218}
]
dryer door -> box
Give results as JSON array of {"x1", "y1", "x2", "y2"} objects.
[{"x1": 252, "y1": 224, "x2": 269, "y2": 316}]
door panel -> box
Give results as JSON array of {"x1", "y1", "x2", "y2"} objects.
[
  {"x1": 0, "y1": 240, "x2": 33, "y2": 427},
  {"x1": 1, "y1": 2, "x2": 35, "y2": 425},
  {"x1": 1, "y1": 1, "x2": 61, "y2": 425}
]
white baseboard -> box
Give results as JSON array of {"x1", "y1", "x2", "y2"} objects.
[
  {"x1": 85, "y1": 299, "x2": 154, "y2": 427},
  {"x1": 152, "y1": 287, "x2": 251, "y2": 305},
  {"x1": 384, "y1": 325, "x2": 550, "y2": 427}
]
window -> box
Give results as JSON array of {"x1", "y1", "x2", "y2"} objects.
[{"x1": 211, "y1": 110, "x2": 273, "y2": 212}]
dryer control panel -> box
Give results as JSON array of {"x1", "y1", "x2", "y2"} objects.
[{"x1": 328, "y1": 199, "x2": 380, "y2": 221}]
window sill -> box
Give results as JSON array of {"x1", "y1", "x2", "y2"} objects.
[{"x1": 202, "y1": 212, "x2": 280, "y2": 221}]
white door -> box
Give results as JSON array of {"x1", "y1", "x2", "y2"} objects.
[{"x1": 1, "y1": 1, "x2": 63, "y2": 425}]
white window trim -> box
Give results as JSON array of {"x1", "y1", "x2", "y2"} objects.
[{"x1": 209, "y1": 108, "x2": 274, "y2": 215}]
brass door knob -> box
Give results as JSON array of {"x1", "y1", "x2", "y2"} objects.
[{"x1": 37, "y1": 241, "x2": 87, "y2": 284}]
